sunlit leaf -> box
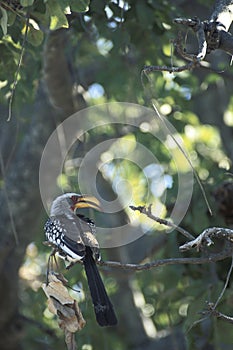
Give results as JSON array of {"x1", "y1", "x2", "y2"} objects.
[
  {"x1": 47, "y1": 0, "x2": 69, "y2": 30},
  {"x1": 0, "y1": 8, "x2": 8, "y2": 36}
]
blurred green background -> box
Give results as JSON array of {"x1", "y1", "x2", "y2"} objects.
[{"x1": 0, "y1": 0, "x2": 233, "y2": 349}]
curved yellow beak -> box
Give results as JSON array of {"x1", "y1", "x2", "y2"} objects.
[{"x1": 73, "y1": 195, "x2": 102, "y2": 212}]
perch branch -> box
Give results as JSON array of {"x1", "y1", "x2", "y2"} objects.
[
  {"x1": 96, "y1": 209, "x2": 233, "y2": 272},
  {"x1": 98, "y1": 246, "x2": 232, "y2": 271}
]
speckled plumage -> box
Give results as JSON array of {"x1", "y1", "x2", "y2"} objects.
[{"x1": 44, "y1": 193, "x2": 117, "y2": 326}]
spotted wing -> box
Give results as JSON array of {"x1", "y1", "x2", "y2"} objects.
[{"x1": 44, "y1": 215, "x2": 86, "y2": 260}]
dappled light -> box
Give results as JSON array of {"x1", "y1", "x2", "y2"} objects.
[{"x1": 0, "y1": 1, "x2": 233, "y2": 350}]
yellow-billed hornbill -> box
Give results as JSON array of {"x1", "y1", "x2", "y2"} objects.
[{"x1": 44, "y1": 193, "x2": 117, "y2": 327}]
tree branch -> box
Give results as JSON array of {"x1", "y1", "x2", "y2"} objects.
[
  {"x1": 179, "y1": 227, "x2": 233, "y2": 252},
  {"x1": 202, "y1": 301, "x2": 233, "y2": 324},
  {"x1": 97, "y1": 247, "x2": 232, "y2": 271},
  {"x1": 143, "y1": 0, "x2": 233, "y2": 76},
  {"x1": 130, "y1": 204, "x2": 195, "y2": 240},
  {"x1": 95, "y1": 208, "x2": 233, "y2": 272}
]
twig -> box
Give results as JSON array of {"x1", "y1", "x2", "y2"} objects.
[
  {"x1": 130, "y1": 204, "x2": 195, "y2": 240},
  {"x1": 173, "y1": 17, "x2": 200, "y2": 28},
  {"x1": 174, "y1": 17, "x2": 207, "y2": 60},
  {"x1": 195, "y1": 255, "x2": 233, "y2": 327},
  {"x1": 202, "y1": 302, "x2": 233, "y2": 324},
  {"x1": 214, "y1": 254, "x2": 233, "y2": 309},
  {"x1": 143, "y1": 16, "x2": 221, "y2": 77},
  {"x1": 97, "y1": 246, "x2": 232, "y2": 271},
  {"x1": 142, "y1": 61, "x2": 197, "y2": 76},
  {"x1": 179, "y1": 227, "x2": 233, "y2": 252},
  {"x1": 151, "y1": 101, "x2": 212, "y2": 216}
]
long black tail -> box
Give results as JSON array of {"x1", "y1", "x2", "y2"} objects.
[{"x1": 83, "y1": 247, "x2": 117, "y2": 326}]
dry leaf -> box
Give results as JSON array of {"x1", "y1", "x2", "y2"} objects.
[
  {"x1": 42, "y1": 272, "x2": 86, "y2": 350},
  {"x1": 43, "y1": 273, "x2": 71, "y2": 300}
]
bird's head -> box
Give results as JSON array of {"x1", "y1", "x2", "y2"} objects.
[{"x1": 50, "y1": 193, "x2": 102, "y2": 216}]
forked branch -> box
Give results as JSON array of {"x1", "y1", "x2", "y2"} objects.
[
  {"x1": 143, "y1": 0, "x2": 233, "y2": 76},
  {"x1": 96, "y1": 205, "x2": 233, "y2": 271}
]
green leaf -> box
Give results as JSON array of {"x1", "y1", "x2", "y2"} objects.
[
  {"x1": 27, "y1": 25, "x2": 44, "y2": 46},
  {"x1": 7, "y1": 12, "x2": 16, "y2": 26},
  {"x1": 20, "y1": 0, "x2": 34, "y2": 7},
  {"x1": 47, "y1": 0, "x2": 69, "y2": 30},
  {"x1": 70, "y1": 0, "x2": 90, "y2": 13},
  {"x1": 0, "y1": 8, "x2": 8, "y2": 36},
  {"x1": 32, "y1": 11, "x2": 50, "y2": 28}
]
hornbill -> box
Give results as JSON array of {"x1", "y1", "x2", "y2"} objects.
[{"x1": 44, "y1": 193, "x2": 117, "y2": 326}]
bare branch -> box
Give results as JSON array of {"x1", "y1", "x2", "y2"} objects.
[
  {"x1": 174, "y1": 17, "x2": 207, "y2": 60},
  {"x1": 142, "y1": 30, "x2": 203, "y2": 76},
  {"x1": 96, "y1": 215, "x2": 233, "y2": 272},
  {"x1": 214, "y1": 254, "x2": 233, "y2": 309},
  {"x1": 188, "y1": 255, "x2": 233, "y2": 329},
  {"x1": 144, "y1": 0, "x2": 233, "y2": 76},
  {"x1": 202, "y1": 302, "x2": 233, "y2": 324},
  {"x1": 142, "y1": 62, "x2": 197, "y2": 75},
  {"x1": 130, "y1": 204, "x2": 195, "y2": 241},
  {"x1": 179, "y1": 227, "x2": 233, "y2": 252},
  {"x1": 97, "y1": 246, "x2": 232, "y2": 271}
]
